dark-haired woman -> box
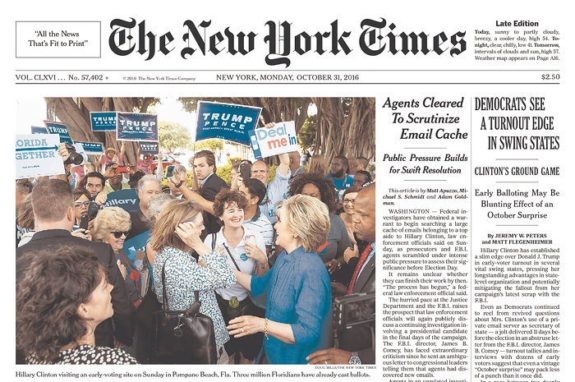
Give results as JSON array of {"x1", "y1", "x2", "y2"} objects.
[
  {"x1": 16, "y1": 245, "x2": 137, "y2": 364},
  {"x1": 205, "y1": 189, "x2": 268, "y2": 363},
  {"x1": 288, "y1": 173, "x2": 351, "y2": 271}
]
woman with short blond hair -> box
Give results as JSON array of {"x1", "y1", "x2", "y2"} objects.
[
  {"x1": 92, "y1": 207, "x2": 144, "y2": 307},
  {"x1": 227, "y1": 195, "x2": 332, "y2": 364}
]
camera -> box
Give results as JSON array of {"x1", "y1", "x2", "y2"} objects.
[
  {"x1": 79, "y1": 201, "x2": 101, "y2": 229},
  {"x1": 239, "y1": 161, "x2": 252, "y2": 180},
  {"x1": 333, "y1": 292, "x2": 375, "y2": 331},
  {"x1": 63, "y1": 143, "x2": 84, "y2": 166}
]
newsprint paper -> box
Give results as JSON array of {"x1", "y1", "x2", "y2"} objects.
[{"x1": 3, "y1": 0, "x2": 573, "y2": 381}]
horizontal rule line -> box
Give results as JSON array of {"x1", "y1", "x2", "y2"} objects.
[
  {"x1": 496, "y1": 181, "x2": 539, "y2": 184},
  {"x1": 14, "y1": 69, "x2": 561, "y2": 72},
  {"x1": 495, "y1": 158, "x2": 539, "y2": 161},
  {"x1": 15, "y1": 82, "x2": 561, "y2": 85},
  {"x1": 496, "y1": 224, "x2": 539, "y2": 227}
]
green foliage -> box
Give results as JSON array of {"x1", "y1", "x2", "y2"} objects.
[
  {"x1": 193, "y1": 138, "x2": 224, "y2": 152},
  {"x1": 159, "y1": 122, "x2": 191, "y2": 152},
  {"x1": 216, "y1": 156, "x2": 242, "y2": 184},
  {"x1": 298, "y1": 115, "x2": 317, "y2": 150}
]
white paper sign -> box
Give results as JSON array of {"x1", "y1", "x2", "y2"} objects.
[
  {"x1": 252, "y1": 121, "x2": 298, "y2": 158},
  {"x1": 15, "y1": 134, "x2": 65, "y2": 179}
]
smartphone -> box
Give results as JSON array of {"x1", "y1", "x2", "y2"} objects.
[
  {"x1": 239, "y1": 162, "x2": 252, "y2": 180},
  {"x1": 79, "y1": 214, "x2": 89, "y2": 230},
  {"x1": 166, "y1": 165, "x2": 174, "y2": 179}
]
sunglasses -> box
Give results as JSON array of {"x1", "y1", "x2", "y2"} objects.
[{"x1": 111, "y1": 231, "x2": 128, "y2": 239}]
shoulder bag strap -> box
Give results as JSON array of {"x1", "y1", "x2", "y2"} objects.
[
  {"x1": 161, "y1": 262, "x2": 170, "y2": 311},
  {"x1": 222, "y1": 243, "x2": 241, "y2": 271}
]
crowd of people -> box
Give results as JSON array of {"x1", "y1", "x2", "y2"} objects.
[{"x1": 15, "y1": 135, "x2": 375, "y2": 365}]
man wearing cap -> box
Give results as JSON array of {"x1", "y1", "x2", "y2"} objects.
[{"x1": 103, "y1": 162, "x2": 131, "y2": 193}]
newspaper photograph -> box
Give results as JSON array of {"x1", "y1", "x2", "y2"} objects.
[{"x1": 4, "y1": 0, "x2": 572, "y2": 381}]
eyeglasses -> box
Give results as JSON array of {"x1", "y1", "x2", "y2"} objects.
[
  {"x1": 343, "y1": 199, "x2": 355, "y2": 203},
  {"x1": 74, "y1": 201, "x2": 90, "y2": 207},
  {"x1": 111, "y1": 231, "x2": 128, "y2": 239}
]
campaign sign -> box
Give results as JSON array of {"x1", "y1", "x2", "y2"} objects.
[
  {"x1": 76, "y1": 141, "x2": 104, "y2": 155},
  {"x1": 31, "y1": 126, "x2": 48, "y2": 134},
  {"x1": 117, "y1": 113, "x2": 158, "y2": 142},
  {"x1": 104, "y1": 189, "x2": 139, "y2": 213},
  {"x1": 139, "y1": 141, "x2": 159, "y2": 154},
  {"x1": 15, "y1": 134, "x2": 64, "y2": 179},
  {"x1": 90, "y1": 112, "x2": 117, "y2": 132},
  {"x1": 196, "y1": 101, "x2": 262, "y2": 146},
  {"x1": 45, "y1": 121, "x2": 73, "y2": 144},
  {"x1": 123, "y1": 230, "x2": 152, "y2": 289},
  {"x1": 248, "y1": 130, "x2": 263, "y2": 160},
  {"x1": 251, "y1": 121, "x2": 298, "y2": 158}
]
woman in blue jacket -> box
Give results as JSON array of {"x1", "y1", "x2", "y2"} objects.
[{"x1": 227, "y1": 195, "x2": 332, "y2": 364}]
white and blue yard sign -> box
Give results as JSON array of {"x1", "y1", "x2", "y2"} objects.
[
  {"x1": 15, "y1": 134, "x2": 64, "y2": 179},
  {"x1": 116, "y1": 113, "x2": 158, "y2": 142},
  {"x1": 45, "y1": 121, "x2": 73, "y2": 144},
  {"x1": 250, "y1": 121, "x2": 298, "y2": 159},
  {"x1": 90, "y1": 112, "x2": 117, "y2": 132},
  {"x1": 31, "y1": 126, "x2": 48, "y2": 134},
  {"x1": 139, "y1": 141, "x2": 159, "y2": 154},
  {"x1": 76, "y1": 141, "x2": 104, "y2": 155},
  {"x1": 196, "y1": 101, "x2": 262, "y2": 146}
]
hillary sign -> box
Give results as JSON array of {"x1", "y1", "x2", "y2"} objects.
[
  {"x1": 116, "y1": 113, "x2": 158, "y2": 142},
  {"x1": 196, "y1": 101, "x2": 261, "y2": 146},
  {"x1": 250, "y1": 121, "x2": 298, "y2": 158}
]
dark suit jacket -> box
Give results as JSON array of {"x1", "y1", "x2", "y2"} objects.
[
  {"x1": 16, "y1": 230, "x2": 134, "y2": 347},
  {"x1": 199, "y1": 173, "x2": 228, "y2": 234},
  {"x1": 339, "y1": 248, "x2": 375, "y2": 364}
]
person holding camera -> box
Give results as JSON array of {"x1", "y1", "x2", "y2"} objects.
[
  {"x1": 307, "y1": 183, "x2": 376, "y2": 365},
  {"x1": 17, "y1": 179, "x2": 134, "y2": 350},
  {"x1": 103, "y1": 162, "x2": 131, "y2": 193}
]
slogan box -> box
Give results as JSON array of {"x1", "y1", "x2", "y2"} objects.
[
  {"x1": 90, "y1": 112, "x2": 117, "y2": 132},
  {"x1": 139, "y1": 141, "x2": 159, "y2": 154},
  {"x1": 116, "y1": 113, "x2": 158, "y2": 142},
  {"x1": 76, "y1": 141, "x2": 104, "y2": 155},
  {"x1": 16, "y1": 134, "x2": 64, "y2": 179},
  {"x1": 45, "y1": 121, "x2": 73, "y2": 144},
  {"x1": 251, "y1": 121, "x2": 298, "y2": 158},
  {"x1": 196, "y1": 101, "x2": 261, "y2": 146}
]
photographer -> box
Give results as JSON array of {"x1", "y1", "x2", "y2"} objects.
[{"x1": 104, "y1": 162, "x2": 130, "y2": 193}]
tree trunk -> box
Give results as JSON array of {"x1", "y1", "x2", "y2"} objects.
[{"x1": 45, "y1": 97, "x2": 158, "y2": 165}]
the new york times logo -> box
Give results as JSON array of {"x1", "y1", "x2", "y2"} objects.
[{"x1": 108, "y1": 18, "x2": 466, "y2": 67}]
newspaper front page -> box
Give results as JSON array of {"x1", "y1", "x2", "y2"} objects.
[{"x1": 4, "y1": 0, "x2": 572, "y2": 381}]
